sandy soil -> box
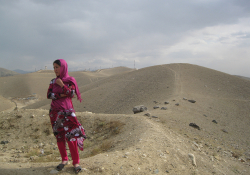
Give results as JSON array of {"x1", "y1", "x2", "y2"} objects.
[{"x1": 0, "y1": 64, "x2": 250, "y2": 175}]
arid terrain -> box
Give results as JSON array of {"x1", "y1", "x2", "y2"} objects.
[{"x1": 0, "y1": 63, "x2": 250, "y2": 175}]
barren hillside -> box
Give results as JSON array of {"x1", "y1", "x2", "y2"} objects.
[
  {"x1": 0, "y1": 64, "x2": 250, "y2": 175},
  {"x1": 0, "y1": 67, "x2": 19, "y2": 77}
]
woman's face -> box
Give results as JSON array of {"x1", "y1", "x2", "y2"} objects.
[{"x1": 53, "y1": 63, "x2": 61, "y2": 77}]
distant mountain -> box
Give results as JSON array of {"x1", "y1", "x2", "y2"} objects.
[
  {"x1": 13, "y1": 69, "x2": 31, "y2": 74},
  {"x1": 0, "y1": 67, "x2": 19, "y2": 77},
  {"x1": 235, "y1": 75, "x2": 250, "y2": 81}
]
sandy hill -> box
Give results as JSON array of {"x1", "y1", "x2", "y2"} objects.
[
  {"x1": 0, "y1": 64, "x2": 250, "y2": 174},
  {"x1": 0, "y1": 67, "x2": 19, "y2": 77}
]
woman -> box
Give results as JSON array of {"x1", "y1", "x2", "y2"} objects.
[{"x1": 47, "y1": 59, "x2": 86, "y2": 174}]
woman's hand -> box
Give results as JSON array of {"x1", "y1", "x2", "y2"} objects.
[
  {"x1": 56, "y1": 78, "x2": 64, "y2": 88},
  {"x1": 60, "y1": 94, "x2": 67, "y2": 97}
]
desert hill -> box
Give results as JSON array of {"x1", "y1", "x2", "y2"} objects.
[
  {"x1": 0, "y1": 63, "x2": 250, "y2": 174},
  {"x1": 0, "y1": 67, "x2": 19, "y2": 77}
]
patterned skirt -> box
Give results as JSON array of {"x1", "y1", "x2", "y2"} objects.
[{"x1": 49, "y1": 108, "x2": 86, "y2": 151}]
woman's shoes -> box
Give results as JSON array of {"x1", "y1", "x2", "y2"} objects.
[
  {"x1": 56, "y1": 161, "x2": 68, "y2": 171},
  {"x1": 74, "y1": 166, "x2": 82, "y2": 174}
]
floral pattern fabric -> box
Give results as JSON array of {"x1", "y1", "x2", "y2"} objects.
[{"x1": 47, "y1": 78, "x2": 86, "y2": 151}]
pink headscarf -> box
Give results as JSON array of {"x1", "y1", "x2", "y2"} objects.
[{"x1": 56, "y1": 59, "x2": 82, "y2": 102}]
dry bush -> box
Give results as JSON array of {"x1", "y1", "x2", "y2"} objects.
[{"x1": 25, "y1": 149, "x2": 40, "y2": 157}]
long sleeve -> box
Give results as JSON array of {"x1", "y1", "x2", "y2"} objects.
[
  {"x1": 47, "y1": 79, "x2": 75, "y2": 100},
  {"x1": 47, "y1": 79, "x2": 61, "y2": 100},
  {"x1": 62, "y1": 84, "x2": 75, "y2": 98}
]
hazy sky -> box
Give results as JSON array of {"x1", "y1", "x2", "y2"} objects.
[{"x1": 0, "y1": 0, "x2": 250, "y2": 76}]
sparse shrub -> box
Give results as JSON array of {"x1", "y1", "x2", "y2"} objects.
[
  {"x1": 44, "y1": 128, "x2": 51, "y2": 136},
  {"x1": 26, "y1": 149, "x2": 40, "y2": 158},
  {"x1": 100, "y1": 140, "x2": 112, "y2": 151},
  {"x1": 91, "y1": 147, "x2": 101, "y2": 156},
  {"x1": 108, "y1": 121, "x2": 125, "y2": 135}
]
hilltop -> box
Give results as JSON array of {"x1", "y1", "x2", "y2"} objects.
[{"x1": 0, "y1": 67, "x2": 19, "y2": 77}]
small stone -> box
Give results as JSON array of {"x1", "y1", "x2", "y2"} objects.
[
  {"x1": 212, "y1": 120, "x2": 218, "y2": 124},
  {"x1": 154, "y1": 169, "x2": 159, "y2": 174},
  {"x1": 161, "y1": 107, "x2": 167, "y2": 110},
  {"x1": 175, "y1": 103, "x2": 179, "y2": 106},
  {"x1": 188, "y1": 100, "x2": 196, "y2": 103},
  {"x1": 1, "y1": 141, "x2": 9, "y2": 144},
  {"x1": 183, "y1": 97, "x2": 187, "y2": 100},
  {"x1": 166, "y1": 170, "x2": 169, "y2": 173},
  {"x1": 164, "y1": 101, "x2": 169, "y2": 104},
  {"x1": 144, "y1": 113, "x2": 151, "y2": 117},
  {"x1": 188, "y1": 153, "x2": 197, "y2": 166},
  {"x1": 221, "y1": 129, "x2": 228, "y2": 133},
  {"x1": 214, "y1": 155, "x2": 221, "y2": 161},
  {"x1": 153, "y1": 106, "x2": 160, "y2": 109},
  {"x1": 189, "y1": 123, "x2": 201, "y2": 130},
  {"x1": 152, "y1": 116, "x2": 158, "y2": 118},
  {"x1": 203, "y1": 114, "x2": 208, "y2": 117},
  {"x1": 240, "y1": 159, "x2": 245, "y2": 162}
]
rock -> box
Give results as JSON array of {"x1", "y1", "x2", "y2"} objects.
[
  {"x1": 212, "y1": 120, "x2": 218, "y2": 124},
  {"x1": 175, "y1": 103, "x2": 179, "y2": 106},
  {"x1": 133, "y1": 105, "x2": 147, "y2": 114},
  {"x1": 183, "y1": 97, "x2": 187, "y2": 100},
  {"x1": 153, "y1": 106, "x2": 160, "y2": 109},
  {"x1": 164, "y1": 101, "x2": 169, "y2": 104},
  {"x1": 152, "y1": 116, "x2": 158, "y2": 118},
  {"x1": 1, "y1": 141, "x2": 9, "y2": 144},
  {"x1": 203, "y1": 114, "x2": 208, "y2": 117},
  {"x1": 144, "y1": 113, "x2": 151, "y2": 117},
  {"x1": 221, "y1": 129, "x2": 228, "y2": 133},
  {"x1": 16, "y1": 115, "x2": 22, "y2": 118},
  {"x1": 214, "y1": 155, "x2": 221, "y2": 161},
  {"x1": 161, "y1": 107, "x2": 167, "y2": 110},
  {"x1": 189, "y1": 123, "x2": 201, "y2": 130},
  {"x1": 188, "y1": 100, "x2": 196, "y2": 103},
  {"x1": 39, "y1": 143, "x2": 44, "y2": 148},
  {"x1": 188, "y1": 153, "x2": 197, "y2": 166},
  {"x1": 154, "y1": 169, "x2": 159, "y2": 174}
]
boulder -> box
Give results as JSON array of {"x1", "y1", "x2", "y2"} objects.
[{"x1": 133, "y1": 105, "x2": 147, "y2": 114}]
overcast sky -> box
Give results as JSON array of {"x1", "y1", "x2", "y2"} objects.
[{"x1": 0, "y1": 0, "x2": 250, "y2": 76}]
